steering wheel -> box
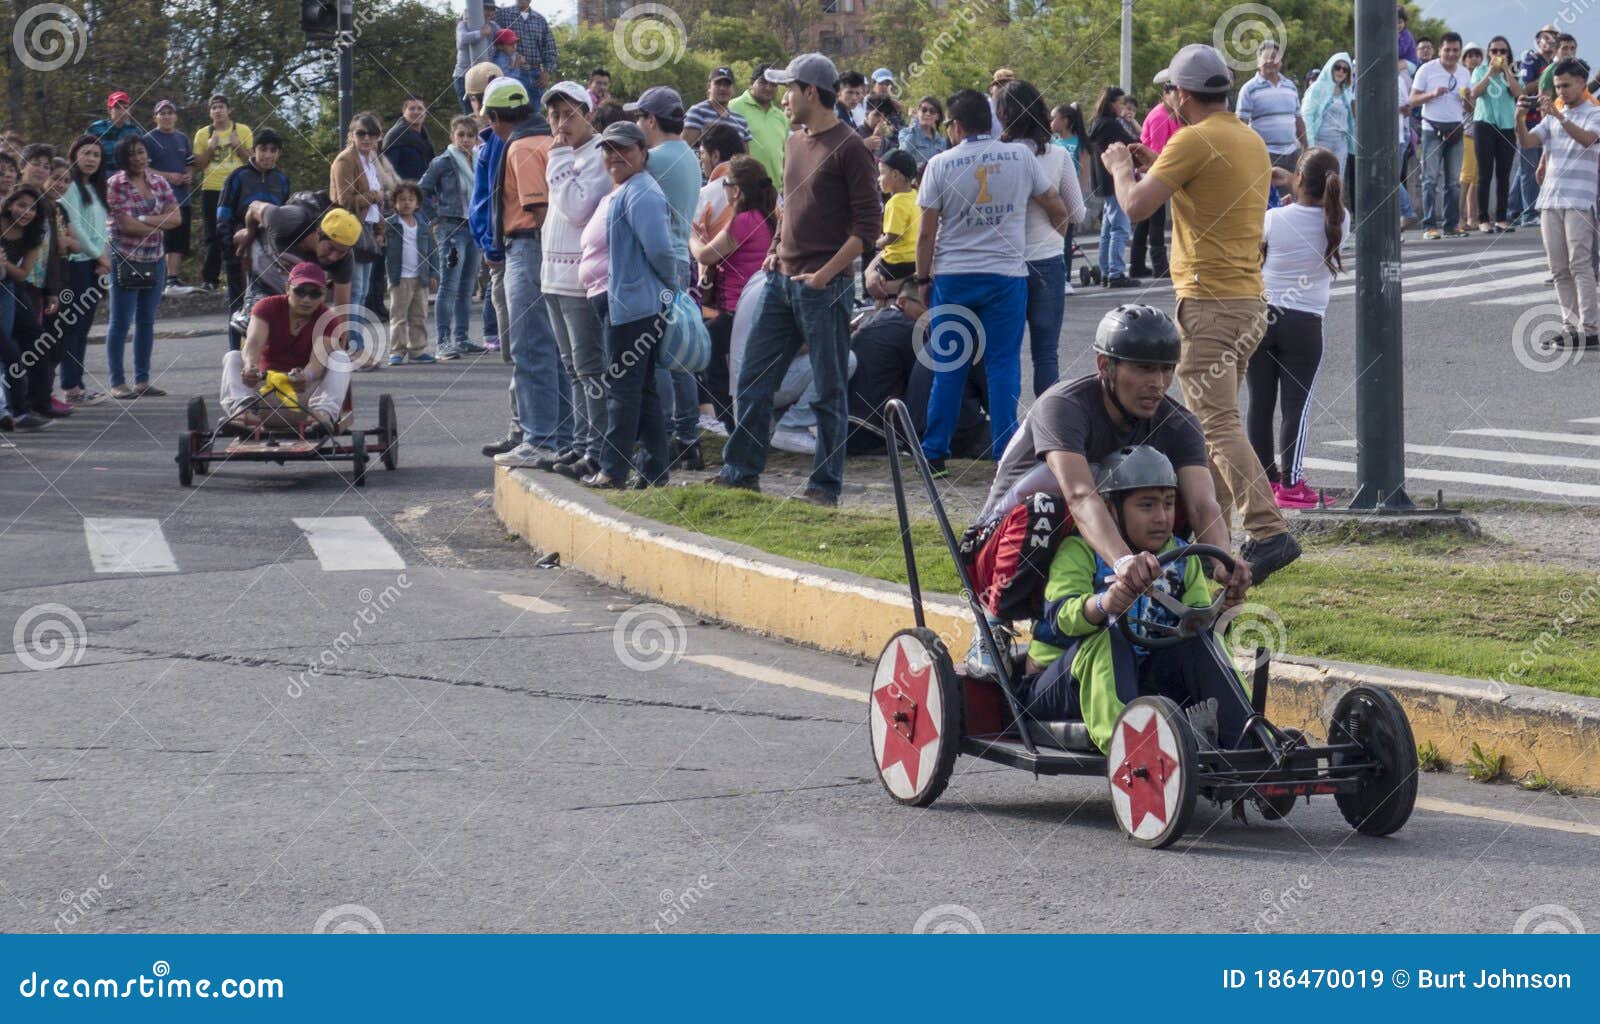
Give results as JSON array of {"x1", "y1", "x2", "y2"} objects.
[{"x1": 1116, "y1": 544, "x2": 1236, "y2": 650}]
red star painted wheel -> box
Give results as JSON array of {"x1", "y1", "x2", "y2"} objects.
[
  {"x1": 1107, "y1": 696, "x2": 1199, "y2": 849},
  {"x1": 869, "y1": 628, "x2": 961, "y2": 807}
]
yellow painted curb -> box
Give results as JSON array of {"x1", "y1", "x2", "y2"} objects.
[{"x1": 495, "y1": 467, "x2": 1600, "y2": 794}]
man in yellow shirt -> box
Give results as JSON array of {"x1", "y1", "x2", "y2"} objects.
[
  {"x1": 1099, "y1": 43, "x2": 1300, "y2": 583},
  {"x1": 193, "y1": 94, "x2": 254, "y2": 293}
]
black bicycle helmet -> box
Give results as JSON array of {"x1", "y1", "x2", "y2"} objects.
[
  {"x1": 1091, "y1": 304, "x2": 1181, "y2": 365},
  {"x1": 1095, "y1": 445, "x2": 1177, "y2": 497}
]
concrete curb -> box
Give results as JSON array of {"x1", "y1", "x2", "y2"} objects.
[{"x1": 494, "y1": 467, "x2": 1600, "y2": 794}]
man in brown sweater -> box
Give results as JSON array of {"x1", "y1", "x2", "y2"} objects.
[{"x1": 709, "y1": 53, "x2": 881, "y2": 507}]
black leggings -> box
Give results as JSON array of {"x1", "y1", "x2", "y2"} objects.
[
  {"x1": 1245, "y1": 305, "x2": 1323, "y2": 487},
  {"x1": 1475, "y1": 124, "x2": 1516, "y2": 224}
]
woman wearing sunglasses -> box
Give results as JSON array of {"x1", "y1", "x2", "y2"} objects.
[
  {"x1": 1468, "y1": 35, "x2": 1525, "y2": 232},
  {"x1": 329, "y1": 112, "x2": 399, "y2": 365}
]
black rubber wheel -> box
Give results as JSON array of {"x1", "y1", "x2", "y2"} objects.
[
  {"x1": 1089, "y1": 266, "x2": 1103, "y2": 285},
  {"x1": 868, "y1": 627, "x2": 962, "y2": 808},
  {"x1": 350, "y1": 428, "x2": 368, "y2": 487},
  {"x1": 1078, "y1": 265, "x2": 1093, "y2": 287},
  {"x1": 378, "y1": 393, "x2": 398, "y2": 470},
  {"x1": 186, "y1": 396, "x2": 208, "y2": 435},
  {"x1": 1107, "y1": 695, "x2": 1199, "y2": 849},
  {"x1": 176, "y1": 433, "x2": 194, "y2": 487},
  {"x1": 1253, "y1": 727, "x2": 1309, "y2": 821},
  {"x1": 1330, "y1": 686, "x2": 1417, "y2": 837}
]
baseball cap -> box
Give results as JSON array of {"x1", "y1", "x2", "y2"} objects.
[
  {"x1": 464, "y1": 61, "x2": 502, "y2": 97},
  {"x1": 991, "y1": 68, "x2": 1016, "y2": 86},
  {"x1": 765, "y1": 53, "x2": 840, "y2": 92},
  {"x1": 1539, "y1": 24, "x2": 1559, "y2": 36},
  {"x1": 543, "y1": 80, "x2": 592, "y2": 111},
  {"x1": 482, "y1": 76, "x2": 531, "y2": 111},
  {"x1": 208, "y1": 93, "x2": 229, "y2": 106},
  {"x1": 751, "y1": 63, "x2": 774, "y2": 83},
  {"x1": 319, "y1": 208, "x2": 362, "y2": 248},
  {"x1": 288, "y1": 262, "x2": 328, "y2": 289},
  {"x1": 624, "y1": 86, "x2": 685, "y2": 119},
  {"x1": 709, "y1": 66, "x2": 735, "y2": 83},
  {"x1": 597, "y1": 121, "x2": 648, "y2": 148},
  {"x1": 494, "y1": 28, "x2": 517, "y2": 46},
  {"x1": 1463, "y1": 41, "x2": 1483, "y2": 56},
  {"x1": 106, "y1": 91, "x2": 131, "y2": 108},
  {"x1": 1154, "y1": 44, "x2": 1235, "y2": 92},
  {"x1": 153, "y1": 99, "x2": 177, "y2": 114},
  {"x1": 879, "y1": 148, "x2": 917, "y2": 179},
  {"x1": 871, "y1": 67, "x2": 894, "y2": 83}
]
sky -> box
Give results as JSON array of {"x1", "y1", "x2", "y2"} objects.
[{"x1": 1416, "y1": 0, "x2": 1590, "y2": 52}]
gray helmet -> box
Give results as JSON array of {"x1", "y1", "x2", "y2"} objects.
[
  {"x1": 1092, "y1": 304, "x2": 1181, "y2": 365},
  {"x1": 1095, "y1": 445, "x2": 1177, "y2": 497}
]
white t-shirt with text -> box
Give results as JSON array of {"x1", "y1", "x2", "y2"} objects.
[{"x1": 918, "y1": 135, "x2": 1052, "y2": 277}]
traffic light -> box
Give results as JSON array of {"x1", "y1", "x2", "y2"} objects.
[{"x1": 301, "y1": 0, "x2": 338, "y2": 42}]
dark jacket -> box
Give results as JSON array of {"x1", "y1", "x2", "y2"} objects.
[
  {"x1": 383, "y1": 122, "x2": 435, "y2": 182},
  {"x1": 216, "y1": 160, "x2": 291, "y2": 237}
]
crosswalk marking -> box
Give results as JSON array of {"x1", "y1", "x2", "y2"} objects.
[
  {"x1": 1451, "y1": 428, "x2": 1600, "y2": 448},
  {"x1": 1570, "y1": 417, "x2": 1600, "y2": 425},
  {"x1": 1402, "y1": 269, "x2": 1554, "y2": 303},
  {"x1": 84, "y1": 518, "x2": 178, "y2": 574},
  {"x1": 497, "y1": 593, "x2": 566, "y2": 614},
  {"x1": 1302, "y1": 457, "x2": 1600, "y2": 500},
  {"x1": 1324, "y1": 439, "x2": 1600, "y2": 472},
  {"x1": 292, "y1": 516, "x2": 406, "y2": 571},
  {"x1": 1327, "y1": 255, "x2": 1547, "y2": 293}
]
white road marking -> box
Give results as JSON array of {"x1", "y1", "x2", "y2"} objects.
[
  {"x1": 1328, "y1": 254, "x2": 1547, "y2": 294},
  {"x1": 685, "y1": 654, "x2": 868, "y2": 704},
  {"x1": 1452, "y1": 427, "x2": 1600, "y2": 448},
  {"x1": 1416, "y1": 796, "x2": 1600, "y2": 837},
  {"x1": 1324, "y1": 439, "x2": 1600, "y2": 472},
  {"x1": 496, "y1": 593, "x2": 567, "y2": 614},
  {"x1": 1401, "y1": 269, "x2": 1555, "y2": 303},
  {"x1": 1570, "y1": 417, "x2": 1600, "y2": 425},
  {"x1": 1301, "y1": 457, "x2": 1600, "y2": 499},
  {"x1": 84, "y1": 518, "x2": 178, "y2": 574},
  {"x1": 293, "y1": 516, "x2": 406, "y2": 571}
]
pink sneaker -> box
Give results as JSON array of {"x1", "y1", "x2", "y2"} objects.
[
  {"x1": 1275, "y1": 480, "x2": 1323, "y2": 510},
  {"x1": 483, "y1": 335, "x2": 501, "y2": 352},
  {"x1": 51, "y1": 396, "x2": 75, "y2": 414}
]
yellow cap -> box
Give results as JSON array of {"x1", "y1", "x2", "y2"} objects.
[
  {"x1": 464, "y1": 60, "x2": 502, "y2": 98},
  {"x1": 319, "y1": 207, "x2": 362, "y2": 248}
]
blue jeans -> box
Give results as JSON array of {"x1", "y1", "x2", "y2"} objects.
[
  {"x1": 1508, "y1": 141, "x2": 1543, "y2": 225},
  {"x1": 1421, "y1": 130, "x2": 1463, "y2": 231},
  {"x1": 1024, "y1": 255, "x2": 1065, "y2": 397},
  {"x1": 1098, "y1": 194, "x2": 1129, "y2": 279},
  {"x1": 503, "y1": 234, "x2": 572, "y2": 452},
  {"x1": 591, "y1": 294, "x2": 668, "y2": 483},
  {"x1": 433, "y1": 219, "x2": 479, "y2": 349},
  {"x1": 656, "y1": 366, "x2": 700, "y2": 443},
  {"x1": 106, "y1": 259, "x2": 166, "y2": 386},
  {"x1": 347, "y1": 257, "x2": 374, "y2": 347},
  {"x1": 922, "y1": 272, "x2": 1027, "y2": 461},
  {"x1": 719, "y1": 272, "x2": 853, "y2": 496}
]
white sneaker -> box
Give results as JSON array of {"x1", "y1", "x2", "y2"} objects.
[
  {"x1": 696, "y1": 413, "x2": 728, "y2": 437},
  {"x1": 493, "y1": 442, "x2": 559, "y2": 468},
  {"x1": 1062, "y1": 281, "x2": 1075, "y2": 295},
  {"x1": 964, "y1": 622, "x2": 1016, "y2": 681},
  {"x1": 770, "y1": 427, "x2": 816, "y2": 454}
]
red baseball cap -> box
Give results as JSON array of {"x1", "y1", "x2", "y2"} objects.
[
  {"x1": 287, "y1": 262, "x2": 328, "y2": 289},
  {"x1": 106, "y1": 91, "x2": 131, "y2": 108},
  {"x1": 494, "y1": 28, "x2": 517, "y2": 46}
]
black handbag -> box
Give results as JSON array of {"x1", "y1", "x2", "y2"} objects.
[{"x1": 112, "y1": 254, "x2": 160, "y2": 290}]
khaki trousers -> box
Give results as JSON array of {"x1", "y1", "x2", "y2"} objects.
[{"x1": 388, "y1": 277, "x2": 431, "y2": 357}]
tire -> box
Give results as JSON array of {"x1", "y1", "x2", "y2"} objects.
[
  {"x1": 1107, "y1": 695, "x2": 1199, "y2": 849},
  {"x1": 1330, "y1": 686, "x2": 1418, "y2": 837},
  {"x1": 176, "y1": 433, "x2": 194, "y2": 487},
  {"x1": 1253, "y1": 727, "x2": 1307, "y2": 821},
  {"x1": 186, "y1": 396, "x2": 208, "y2": 436},
  {"x1": 1078, "y1": 265, "x2": 1093, "y2": 287},
  {"x1": 868, "y1": 627, "x2": 962, "y2": 808},
  {"x1": 350, "y1": 428, "x2": 368, "y2": 487},
  {"x1": 378, "y1": 393, "x2": 398, "y2": 470}
]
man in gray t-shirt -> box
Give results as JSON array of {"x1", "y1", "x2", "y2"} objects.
[{"x1": 914, "y1": 88, "x2": 1067, "y2": 466}]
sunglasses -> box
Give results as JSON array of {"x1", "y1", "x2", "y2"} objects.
[
  {"x1": 1490, "y1": 49, "x2": 1510, "y2": 55},
  {"x1": 352, "y1": 130, "x2": 374, "y2": 138},
  {"x1": 291, "y1": 286, "x2": 326, "y2": 299}
]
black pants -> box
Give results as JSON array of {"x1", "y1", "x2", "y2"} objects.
[
  {"x1": 223, "y1": 252, "x2": 248, "y2": 350},
  {"x1": 591, "y1": 294, "x2": 668, "y2": 484},
  {"x1": 700, "y1": 309, "x2": 735, "y2": 429},
  {"x1": 200, "y1": 190, "x2": 222, "y2": 287},
  {"x1": 2, "y1": 285, "x2": 43, "y2": 414},
  {"x1": 1475, "y1": 124, "x2": 1516, "y2": 225},
  {"x1": 1130, "y1": 202, "x2": 1168, "y2": 274},
  {"x1": 1245, "y1": 305, "x2": 1323, "y2": 487}
]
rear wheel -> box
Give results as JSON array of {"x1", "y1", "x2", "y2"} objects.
[
  {"x1": 176, "y1": 433, "x2": 194, "y2": 487},
  {"x1": 1108, "y1": 696, "x2": 1198, "y2": 849},
  {"x1": 186, "y1": 397, "x2": 210, "y2": 475},
  {"x1": 868, "y1": 628, "x2": 962, "y2": 808},
  {"x1": 378, "y1": 393, "x2": 398, "y2": 470},
  {"x1": 1330, "y1": 686, "x2": 1417, "y2": 837},
  {"x1": 350, "y1": 428, "x2": 368, "y2": 487}
]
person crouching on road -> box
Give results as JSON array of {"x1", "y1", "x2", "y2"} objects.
[
  {"x1": 1022, "y1": 446, "x2": 1249, "y2": 753},
  {"x1": 220, "y1": 261, "x2": 351, "y2": 431}
]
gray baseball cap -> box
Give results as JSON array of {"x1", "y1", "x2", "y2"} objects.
[
  {"x1": 597, "y1": 120, "x2": 648, "y2": 148},
  {"x1": 765, "y1": 53, "x2": 840, "y2": 92},
  {"x1": 1155, "y1": 44, "x2": 1235, "y2": 92},
  {"x1": 623, "y1": 86, "x2": 685, "y2": 120}
]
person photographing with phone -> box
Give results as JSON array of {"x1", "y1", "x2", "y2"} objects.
[{"x1": 1469, "y1": 37, "x2": 1525, "y2": 233}]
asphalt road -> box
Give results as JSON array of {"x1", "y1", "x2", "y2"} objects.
[{"x1": 1, "y1": 317, "x2": 1596, "y2": 934}]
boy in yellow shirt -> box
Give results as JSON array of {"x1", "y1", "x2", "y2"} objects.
[{"x1": 866, "y1": 148, "x2": 919, "y2": 304}]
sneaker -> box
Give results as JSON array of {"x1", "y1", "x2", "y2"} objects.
[
  {"x1": 1444, "y1": 228, "x2": 1469, "y2": 238},
  {"x1": 482, "y1": 436, "x2": 521, "y2": 458},
  {"x1": 198, "y1": 282, "x2": 219, "y2": 293},
  {"x1": 579, "y1": 470, "x2": 628, "y2": 490},
  {"x1": 798, "y1": 484, "x2": 837, "y2": 508},
  {"x1": 552, "y1": 455, "x2": 600, "y2": 480},
  {"x1": 481, "y1": 336, "x2": 501, "y2": 352},
  {"x1": 1241, "y1": 531, "x2": 1302, "y2": 585},
  {"x1": 696, "y1": 412, "x2": 728, "y2": 437},
  {"x1": 927, "y1": 458, "x2": 949, "y2": 479},
  {"x1": 1422, "y1": 229, "x2": 1442, "y2": 240},
  {"x1": 410, "y1": 353, "x2": 437, "y2": 364},
  {"x1": 677, "y1": 439, "x2": 705, "y2": 471},
  {"x1": 770, "y1": 426, "x2": 816, "y2": 454},
  {"x1": 50, "y1": 397, "x2": 75, "y2": 415},
  {"x1": 1275, "y1": 480, "x2": 1323, "y2": 510},
  {"x1": 964, "y1": 621, "x2": 1015, "y2": 681},
  {"x1": 437, "y1": 347, "x2": 460, "y2": 361},
  {"x1": 13, "y1": 412, "x2": 51, "y2": 431},
  {"x1": 1105, "y1": 274, "x2": 1138, "y2": 288},
  {"x1": 387, "y1": 354, "x2": 405, "y2": 366},
  {"x1": 135, "y1": 382, "x2": 167, "y2": 397},
  {"x1": 705, "y1": 472, "x2": 759, "y2": 493},
  {"x1": 1062, "y1": 280, "x2": 1075, "y2": 296},
  {"x1": 40, "y1": 403, "x2": 71, "y2": 419},
  {"x1": 1400, "y1": 216, "x2": 1420, "y2": 230},
  {"x1": 532, "y1": 448, "x2": 580, "y2": 471},
  {"x1": 458, "y1": 340, "x2": 488, "y2": 354},
  {"x1": 494, "y1": 442, "x2": 561, "y2": 468},
  {"x1": 1496, "y1": 222, "x2": 1515, "y2": 233},
  {"x1": 111, "y1": 384, "x2": 138, "y2": 400}
]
